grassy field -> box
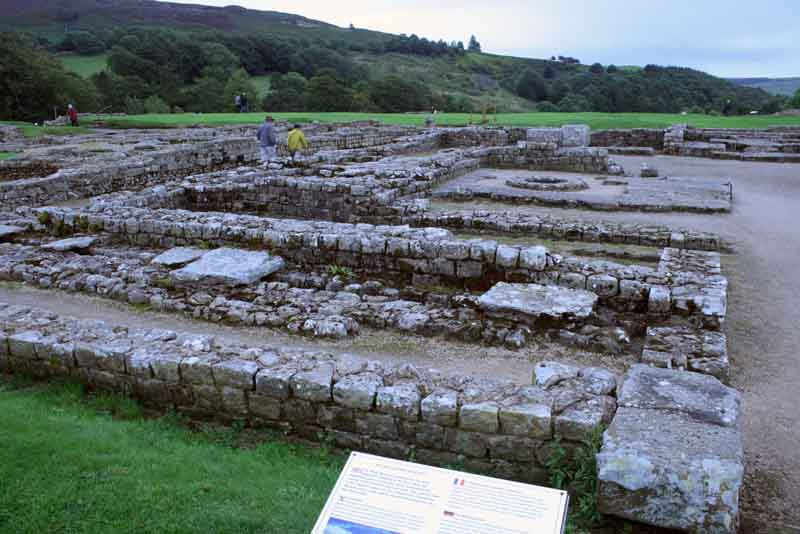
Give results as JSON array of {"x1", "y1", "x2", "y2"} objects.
[
  {"x1": 0, "y1": 377, "x2": 344, "y2": 534},
  {"x1": 0, "y1": 121, "x2": 91, "y2": 138},
  {"x1": 0, "y1": 152, "x2": 18, "y2": 160},
  {"x1": 57, "y1": 53, "x2": 109, "y2": 78},
  {"x1": 96, "y1": 111, "x2": 800, "y2": 130}
]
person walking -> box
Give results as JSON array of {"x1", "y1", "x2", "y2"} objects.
[
  {"x1": 287, "y1": 124, "x2": 309, "y2": 162},
  {"x1": 234, "y1": 94, "x2": 242, "y2": 113},
  {"x1": 257, "y1": 115, "x2": 277, "y2": 163},
  {"x1": 241, "y1": 93, "x2": 249, "y2": 113},
  {"x1": 67, "y1": 104, "x2": 79, "y2": 127}
]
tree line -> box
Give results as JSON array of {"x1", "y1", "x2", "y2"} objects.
[{"x1": 0, "y1": 27, "x2": 788, "y2": 122}]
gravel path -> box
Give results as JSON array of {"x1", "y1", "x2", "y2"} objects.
[{"x1": 435, "y1": 154, "x2": 800, "y2": 531}]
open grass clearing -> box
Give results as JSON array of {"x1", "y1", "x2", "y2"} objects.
[
  {"x1": 94, "y1": 111, "x2": 800, "y2": 130},
  {"x1": 0, "y1": 152, "x2": 18, "y2": 161},
  {"x1": 57, "y1": 53, "x2": 109, "y2": 78}
]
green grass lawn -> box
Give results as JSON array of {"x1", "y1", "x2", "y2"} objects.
[
  {"x1": 58, "y1": 53, "x2": 109, "y2": 78},
  {"x1": 0, "y1": 152, "x2": 18, "y2": 160},
  {"x1": 0, "y1": 378, "x2": 343, "y2": 534},
  {"x1": 97, "y1": 111, "x2": 800, "y2": 130},
  {"x1": 0, "y1": 121, "x2": 91, "y2": 138}
]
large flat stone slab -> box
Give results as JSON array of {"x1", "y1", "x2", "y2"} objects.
[
  {"x1": 152, "y1": 247, "x2": 206, "y2": 268},
  {"x1": 478, "y1": 282, "x2": 597, "y2": 323},
  {"x1": 597, "y1": 407, "x2": 743, "y2": 534},
  {"x1": 41, "y1": 236, "x2": 97, "y2": 252},
  {"x1": 618, "y1": 364, "x2": 739, "y2": 427},
  {"x1": 0, "y1": 225, "x2": 25, "y2": 240},
  {"x1": 170, "y1": 248, "x2": 285, "y2": 286}
]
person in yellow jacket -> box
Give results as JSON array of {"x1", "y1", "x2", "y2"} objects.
[{"x1": 287, "y1": 124, "x2": 309, "y2": 162}]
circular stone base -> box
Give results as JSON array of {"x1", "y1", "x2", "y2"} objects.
[{"x1": 505, "y1": 175, "x2": 589, "y2": 192}]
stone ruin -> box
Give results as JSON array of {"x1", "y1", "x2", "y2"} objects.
[
  {"x1": 592, "y1": 123, "x2": 800, "y2": 163},
  {"x1": 0, "y1": 120, "x2": 745, "y2": 533}
]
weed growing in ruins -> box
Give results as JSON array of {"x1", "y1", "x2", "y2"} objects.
[
  {"x1": 327, "y1": 264, "x2": 355, "y2": 279},
  {"x1": 546, "y1": 425, "x2": 606, "y2": 528},
  {"x1": 36, "y1": 210, "x2": 51, "y2": 226}
]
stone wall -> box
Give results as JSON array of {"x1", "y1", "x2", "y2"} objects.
[
  {"x1": 0, "y1": 302, "x2": 617, "y2": 484},
  {"x1": 33, "y1": 206, "x2": 693, "y2": 315},
  {"x1": 401, "y1": 210, "x2": 727, "y2": 251},
  {"x1": 590, "y1": 129, "x2": 665, "y2": 150},
  {"x1": 0, "y1": 138, "x2": 256, "y2": 209}
]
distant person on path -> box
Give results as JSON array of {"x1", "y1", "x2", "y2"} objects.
[
  {"x1": 235, "y1": 94, "x2": 242, "y2": 113},
  {"x1": 257, "y1": 115, "x2": 277, "y2": 163},
  {"x1": 68, "y1": 104, "x2": 79, "y2": 127},
  {"x1": 241, "y1": 93, "x2": 249, "y2": 113},
  {"x1": 287, "y1": 124, "x2": 309, "y2": 162}
]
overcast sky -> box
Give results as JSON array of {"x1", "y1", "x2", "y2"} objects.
[{"x1": 168, "y1": 0, "x2": 799, "y2": 77}]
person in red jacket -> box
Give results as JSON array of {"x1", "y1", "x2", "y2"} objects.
[{"x1": 68, "y1": 104, "x2": 79, "y2": 127}]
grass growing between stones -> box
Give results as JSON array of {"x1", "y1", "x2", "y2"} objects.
[{"x1": 0, "y1": 377, "x2": 344, "y2": 534}]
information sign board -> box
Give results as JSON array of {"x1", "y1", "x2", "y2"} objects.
[{"x1": 312, "y1": 452, "x2": 569, "y2": 534}]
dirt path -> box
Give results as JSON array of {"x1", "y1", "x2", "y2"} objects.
[{"x1": 436, "y1": 155, "x2": 800, "y2": 531}]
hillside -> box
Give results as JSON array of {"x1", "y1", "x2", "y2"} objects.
[
  {"x1": 1, "y1": 0, "x2": 391, "y2": 44},
  {"x1": 0, "y1": 0, "x2": 783, "y2": 119},
  {"x1": 728, "y1": 77, "x2": 800, "y2": 97}
]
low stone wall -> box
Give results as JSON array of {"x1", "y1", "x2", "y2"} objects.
[
  {"x1": 590, "y1": 129, "x2": 665, "y2": 150},
  {"x1": 0, "y1": 302, "x2": 617, "y2": 484},
  {"x1": 401, "y1": 210, "x2": 727, "y2": 251},
  {"x1": 0, "y1": 138, "x2": 256, "y2": 209},
  {"x1": 32, "y1": 207, "x2": 694, "y2": 315},
  {"x1": 482, "y1": 144, "x2": 611, "y2": 174}
]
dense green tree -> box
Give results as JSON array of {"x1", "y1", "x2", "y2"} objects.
[
  {"x1": 0, "y1": 32, "x2": 98, "y2": 121},
  {"x1": 558, "y1": 93, "x2": 591, "y2": 112},
  {"x1": 304, "y1": 74, "x2": 354, "y2": 111},
  {"x1": 467, "y1": 35, "x2": 481, "y2": 53},
  {"x1": 59, "y1": 31, "x2": 106, "y2": 55},
  {"x1": 788, "y1": 89, "x2": 800, "y2": 109},
  {"x1": 368, "y1": 75, "x2": 432, "y2": 112},
  {"x1": 515, "y1": 68, "x2": 548, "y2": 102},
  {"x1": 606, "y1": 64, "x2": 618, "y2": 74},
  {"x1": 263, "y1": 72, "x2": 308, "y2": 111},
  {"x1": 589, "y1": 63, "x2": 605, "y2": 75},
  {"x1": 223, "y1": 69, "x2": 257, "y2": 112}
]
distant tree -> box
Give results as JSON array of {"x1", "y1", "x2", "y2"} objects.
[
  {"x1": 515, "y1": 68, "x2": 548, "y2": 101},
  {"x1": 788, "y1": 89, "x2": 800, "y2": 109},
  {"x1": 536, "y1": 101, "x2": 558, "y2": 112},
  {"x1": 589, "y1": 63, "x2": 605, "y2": 75},
  {"x1": 558, "y1": 93, "x2": 591, "y2": 112},
  {"x1": 0, "y1": 32, "x2": 98, "y2": 121},
  {"x1": 304, "y1": 73, "x2": 353, "y2": 111},
  {"x1": 547, "y1": 80, "x2": 571, "y2": 103},
  {"x1": 543, "y1": 65, "x2": 555, "y2": 79},
  {"x1": 223, "y1": 69, "x2": 257, "y2": 112},
  {"x1": 467, "y1": 35, "x2": 481, "y2": 53},
  {"x1": 262, "y1": 72, "x2": 308, "y2": 111},
  {"x1": 59, "y1": 31, "x2": 105, "y2": 55},
  {"x1": 606, "y1": 64, "x2": 618, "y2": 74},
  {"x1": 143, "y1": 95, "x2": 170, "y2": 114},
  {"x1": 368, "y1": 75, "x2": 431, "y2": 112}
]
